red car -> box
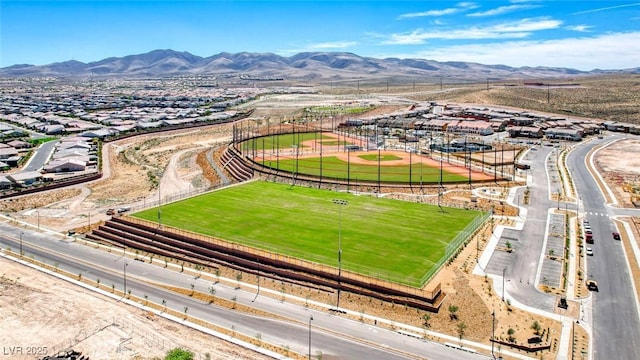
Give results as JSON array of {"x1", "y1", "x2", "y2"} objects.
[{"x1": 613, "y1": 232, "x2": 621, "y2": 240}]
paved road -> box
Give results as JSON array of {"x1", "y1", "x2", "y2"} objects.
[
  {"x1": 485, "y1": 145, "x2": 557, "y2": 311},
  {"x1": 567, "y1": 137, "x2": 640, "y2": 360},
  {"x1": 22, "y1": 140, "x2": 58, "y2": 172},
  {"x1": 0, "y1": 223, "x2": 485, "y2": 360}
]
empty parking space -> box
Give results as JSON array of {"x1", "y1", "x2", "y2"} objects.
[
  {"x1": 539, "y1": 213, "x2": 566, "y2": 288},
  {"x1": 486, "y1": 228, "x2": 520, "y2": 275}
]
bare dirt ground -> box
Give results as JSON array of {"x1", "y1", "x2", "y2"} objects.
[
  {"x1": 594, "y1": 138, "x2": 640, "y2": 206},
  {"x1": 0, "y1": 257, "x2": 271, "y2": 360},
  {"x1": 0, "y1": 92, "x2": 637, "y2": 359}
]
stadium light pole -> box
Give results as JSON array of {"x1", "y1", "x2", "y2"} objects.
[{"x1": 332, "y1": 199, "x2": 348, "y2": 309}]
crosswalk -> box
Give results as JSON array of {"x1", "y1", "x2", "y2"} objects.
[{"x1": 583, "y1": 212, "x2": 609, "y2": 218}]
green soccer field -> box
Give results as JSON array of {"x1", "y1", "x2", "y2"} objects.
[{"x1": 133, "y1": 181, "x2": 484, "y2": 286}]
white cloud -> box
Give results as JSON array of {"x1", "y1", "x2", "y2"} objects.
[
  {"x1": 398, "y1": 2, "x2": 477, "y2": 19},
  {"x1": 565, "y1": 25, "x2": 592, "y2": 32},
  {"x1": 277, "y1": 41, "x2": 358, "y2": 55},
  {"x1": 491, "y1": 18, "x2": 561, "y2": 32},
  {"x1": 571, "y1": 2, "x2": 640, "y2": 15},
  {"x1": 384, "y1": 32, "x2": 640, "y2": 70},
  {"x1": 305, "y1": 41, "x2": 357, "y2": 50},
  {"x1": 383, "y1": 18, "x2": 561, "y2": 44},
  {"x1": 467, "y1": 4, "x2": 539, "y2": 17}
]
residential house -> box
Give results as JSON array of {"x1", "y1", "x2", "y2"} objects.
[
  {"x1": 7, "y1": 171, "x2": 42, "y2": 186},
  {"x1": 43, "y1": 158, "x2": 87, "y2": 173}
]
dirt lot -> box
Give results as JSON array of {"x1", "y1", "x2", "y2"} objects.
[
  {"x1": 594, "y1": 138, "x2": 640, "y2": 206},
  {"x1": 0, "y1": 257, "x2": 271, "y2": 360}
]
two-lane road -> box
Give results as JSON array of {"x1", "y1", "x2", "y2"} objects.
[{"x1": 567, "y1": 137, "x2": 640, "y2": 360}]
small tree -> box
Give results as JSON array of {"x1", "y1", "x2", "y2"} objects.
[
  {"x1": 507, "y1": 327, "x2": 516, "y2": 342},
  {"x1": 448, "y1": 304, "x2": 459, "y2": 320},
  {"x1": 190, "y1": 283, "x2": 195, "y2": 296},
  {"x1": 164, "y1": 347, "x2": 193, "y2": 360},
  {"x1": 531, "y1": 320, "x2": 542, "y2": 335},
  {"x1": 215, "y1": 269, "x2": 221, "y2": 283},
  {"x1": 236, "y1": 273, "x2": 243, "y2": 289},
  {"x1": 194, "y1": 264, "x2": 202, "y2": 279},
  {"x1": 208, "y1": 287, "x2": 216, "y2": 304},
  {"x1": 457, "y1": 322, "x2": 467, "y2": 343},
  {"x1": 422, "y1": 313, "x2": 432, "y2": 328}
]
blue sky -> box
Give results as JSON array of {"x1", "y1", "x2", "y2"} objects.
[{"x1": 1, "y1": 0, "x2": 639, "y2": 70}]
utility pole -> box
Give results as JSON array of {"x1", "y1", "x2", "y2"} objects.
[{"x1": 547, "y1": 83, "x2": 550, "y2": 103}]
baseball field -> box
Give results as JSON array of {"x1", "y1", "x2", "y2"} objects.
[{"x1": 133, "y1": 180, "x2": 484, "y2": 286}]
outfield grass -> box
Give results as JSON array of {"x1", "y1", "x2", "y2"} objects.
[
  {"x1": 262, "y1": 156, "x2": 469, "y2": 183},
  {"x1": 242, "y1": 133, "x2": 333, "y2": 150},
  {"x1": 133, "y1": 181, "x2": 482, "y2": 286}
]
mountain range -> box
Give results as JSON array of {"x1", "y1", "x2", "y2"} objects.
[{"x1": 1, "y1": 49, "x2": 637, "y2": 81}]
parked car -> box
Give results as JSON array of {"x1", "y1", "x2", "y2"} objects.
[
  {"x1": 117, "y1": 207, "x2": 130, "y2": 214},
  {"x1": 106, "y1": 208, "x2": 116, "y2": 215},
  {"x1": 586, "y1": 247, "x2": 593, "y2": 256},
  {"x1": 586, "y1": 280, "x2": 599, "y2": 291},
  {"x1": 586, "y1": 233, "x2": 594, "y2": 244},
  {"x1": 612, "y1": 232, "x2": 621, "y2": 240}
]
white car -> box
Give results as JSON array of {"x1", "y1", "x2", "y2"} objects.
[{"x1": 586, "y1": 247, "x2": 594, "y2": 256}]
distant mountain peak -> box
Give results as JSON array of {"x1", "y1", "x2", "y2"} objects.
[{"x1": 0, "y1": 49, "x2": 622, "y2": 80}]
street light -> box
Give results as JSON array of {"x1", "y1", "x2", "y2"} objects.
[
  {"x1": 19, "y1": 231, "x2": 24, "y2": 257},
  {"x1": 308, "y1": 315, "x2": 314, "y2": 360},
  {"x1": 332, "y1": 199, "x2": 348, "y2": 309},
  {"x1": 124, "y1": 261, "x2": 129, "y2": 296},
  {"x1": 491, "y1": 310, "x2": 496, "y2": 358},
  {"x1": 502, "y1": 267, "x2": 507, "y2": 301}
]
